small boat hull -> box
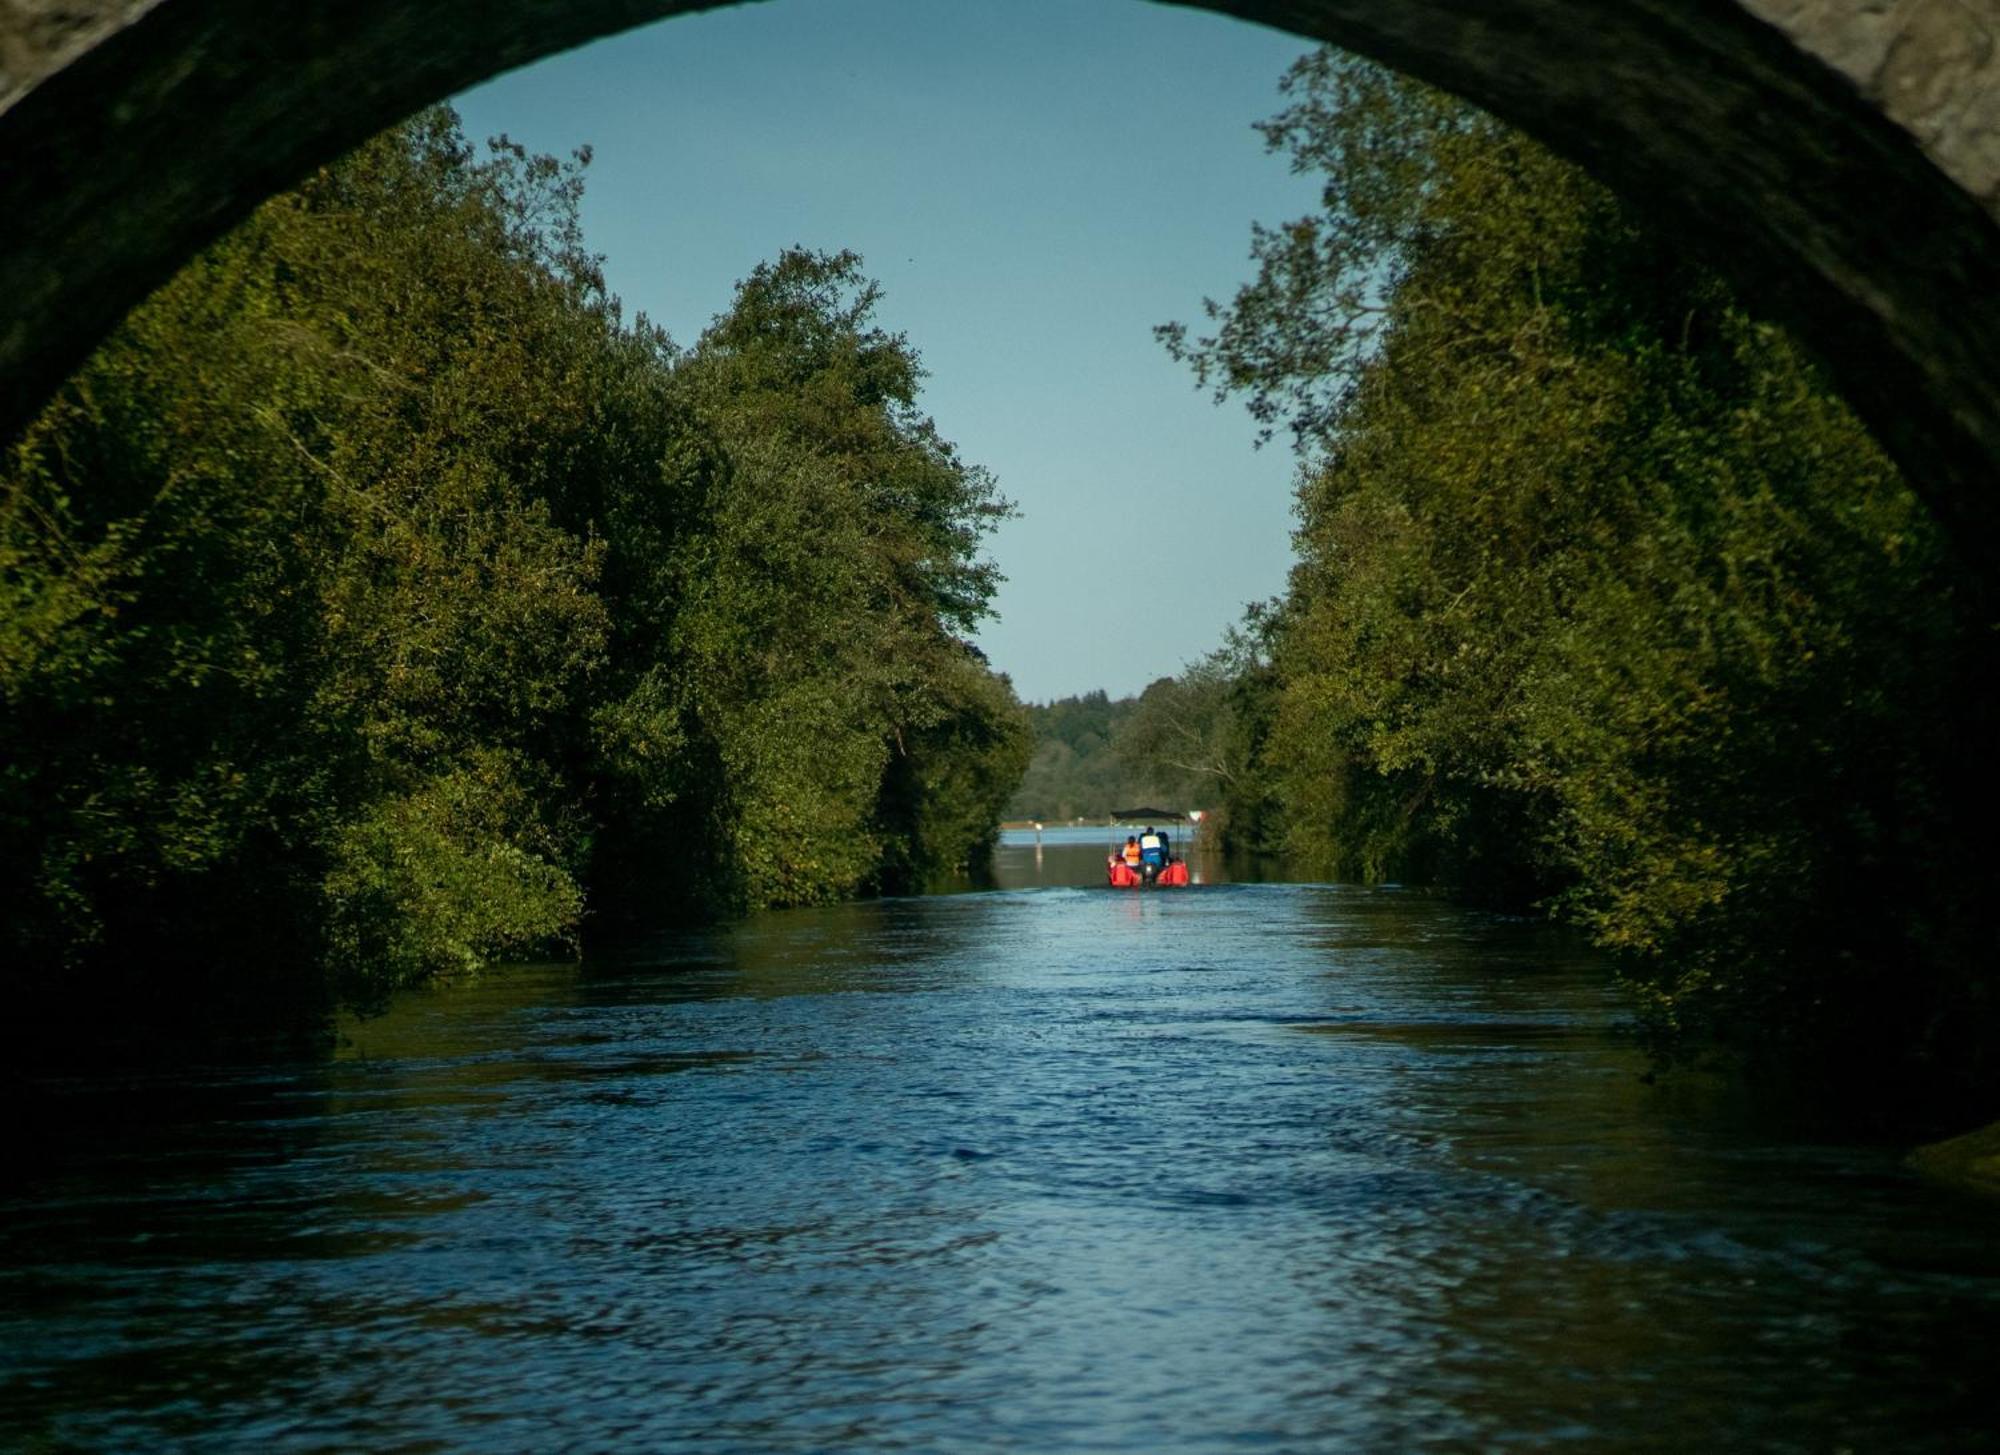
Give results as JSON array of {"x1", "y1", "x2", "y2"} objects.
[{"x1": 1107, "y1": 859, "x2": 1189, "y2": 888}]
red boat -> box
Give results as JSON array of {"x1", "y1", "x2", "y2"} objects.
[{"x1": 1106, "y1": 808, "x2": 1193, "y2": 887}]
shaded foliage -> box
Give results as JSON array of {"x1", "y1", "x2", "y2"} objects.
[
  {"x1": 1, "y1": 110, "x2": 1027, "y2": 1042},
  {"x1": 1005, "y1": 692, "x2": 1132, "y2": 822},
  {"x1": 1006, "y1": 690, "x2": 1194, "y2": 822},
  {"x1": 1165, "y1": 54, "x2": 1998, "y2": 1112},
  {"x1": 1006, "y1": 637, "x2": 1274, "y2": 848}
]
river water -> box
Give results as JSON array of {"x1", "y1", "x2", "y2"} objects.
[{"x1": 3, "y1": 828, "x2": 1997, "y2": 1450}]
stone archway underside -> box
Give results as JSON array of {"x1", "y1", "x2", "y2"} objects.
[{"x1": 4, "y1": 0, "x2": 1999, "y2": 572}]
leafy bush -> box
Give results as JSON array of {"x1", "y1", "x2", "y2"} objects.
[
  {"x1": 1166, "y1": 54, "x2": 1997, "y2": 1108},
  {"x1": 1, "y1": 113, "x2": 1027, "y2": 1040}
]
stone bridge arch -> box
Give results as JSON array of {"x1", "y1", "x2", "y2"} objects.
[{"x1": 4, "y1": 1, "x2": 1999, "y2": 569}]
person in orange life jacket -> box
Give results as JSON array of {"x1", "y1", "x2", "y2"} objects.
[{"x1": 1122, "y1": 836, "x2": 1142, "y2": 867}]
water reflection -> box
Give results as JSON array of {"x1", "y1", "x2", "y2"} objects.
[{"x1": 3, "y1": 883, "x2": 1997, "y2": 1450}]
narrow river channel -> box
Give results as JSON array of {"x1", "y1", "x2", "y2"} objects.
[{"x1": 4, "y1": 829, "x2": 1997, "y2": 1450}]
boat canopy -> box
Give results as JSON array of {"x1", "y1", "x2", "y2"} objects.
[{"x1": 1110, "y1": 807, "x2": 1186, "y2": 822}]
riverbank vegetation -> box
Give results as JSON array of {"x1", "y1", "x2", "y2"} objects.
[
  {"x1": 1006, "y1": 688, "x2": 1196, "y2": 821},
  {"x1": 1005, "y1": 692, "x2": 1138, "y2": 822},
  {"x1": 1, "y1": 109, "x2": 1027, "y2": 1040},
  {"x1": 1006, "y1": 662, "x2": 1266, "y2": 825},
  {"x1": 1158, "y1": 54, "x2": 1998, "y2": 1115}
]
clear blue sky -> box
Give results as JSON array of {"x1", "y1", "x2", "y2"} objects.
[{"x1": 452, "y1": 0, "x2": 1322, "y2": 703}]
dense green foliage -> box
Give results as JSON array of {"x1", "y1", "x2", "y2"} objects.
[
  {"x1": 1006, "y1": 679, "x2": 1247, "y2": 823},
  {"x1": 1164, "y1": 55, "x2": 1998, "y2": 1106},
  {"x1": 1, "y1": 109, "x2": 1027, "y2": 1035},
  {"x1": 1115, "y1": 623, "x2": 1287, "y2": 858},
  {"x1": 1006, "y1": 692, "x2": 1136, "y2": 821}
]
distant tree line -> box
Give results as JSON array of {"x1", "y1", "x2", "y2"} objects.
[
  {"x1": 1006, "y1": 692, "x2": 1132, "y2": 822},
  {"x1": 1157, "y1": 54, "x2": 1998, "y2": 1113},
  {"x1": 1, "y1": 109, "x2": 1029, "y2": 1041},
  {"x1": 1006, "y1": 676, "x2": 1251, "y2": 823}
]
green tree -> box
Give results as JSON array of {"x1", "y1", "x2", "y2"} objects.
[
  {"x1": 1168, "y1": 53, "x2": 1995, "y2": 1107},
  {"x1": 2, "y1": 117, "x2": 1031, "y2": 1043},
  {"x1": 1006, "y1": 691, "x2": 1143, "y2": 821},
  {"x1": 3, "y1": 111, "x2": 623, "y2": 1015},
  {"x1": 600, "y1": 248, "x2": 1019, "y2": 916}
]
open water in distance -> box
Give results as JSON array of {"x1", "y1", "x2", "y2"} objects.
[{"x1": 3, "y1": 828, "x2": 1998, "y2": 1450}]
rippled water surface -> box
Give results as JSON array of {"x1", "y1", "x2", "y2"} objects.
[{"x1": 4, "y1": 832, "x2": 1998, "y2": 1451}]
